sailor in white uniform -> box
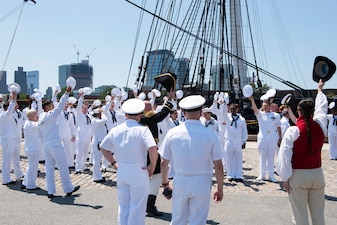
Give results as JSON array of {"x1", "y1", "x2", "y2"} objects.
[
  {"x1": 100, "y1": 98, "x2": 158, "y2": 225},
  {"x1": 327, "y1": 102, "x2": 337, "y2": 160},
  {"x1": 101, "y1": 95, "x2": 125, "y2": 171},
  {"x1": 200, "y1": 107, "x2": 219, "y2": 137},
  {"x1": 0, "y1": 91, "x2": 24, "y2": 185},
  {"x1": 38, "y1": 86, "x2": 80, "y2": 198},
  {"x1": 249, "y1": 95, "x2": 282, "y2": 182},
  {"x1": 159, "y1": 95, "x2": 224, "y2": 225},
  {"x1": 222, "y1": 103, "x2": 248, "y2": 181},
  {"x1": 22, "y1": 109, "x2": 43, "y2": 190},
  {"x1": 91, "y1": 107, "x2": 109, "y2": 183},
  {"x1": 56, "y1": 103, "x2": 77, "y2": 168},
  {"x1": 74, "y1": 93, "x2": 92, "y2": 173}
]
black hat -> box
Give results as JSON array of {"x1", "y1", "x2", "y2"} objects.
[
  {"x1": 154, "y1": 72, "x2": 177, "y2": 91},
  {"x1": 312, "y1": 56, "x2": 336, "y2": 83}
]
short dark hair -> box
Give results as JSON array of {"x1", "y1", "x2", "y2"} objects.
[{"x1": 42, "y1": 100, "x2": 53, "y2": 111}]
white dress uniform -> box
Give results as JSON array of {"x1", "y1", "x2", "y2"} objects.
[
  {"x1": 0, "y1": 101, "x2": 24, "y2": 184},
  {"x1": 57, "y1": 110, "x2": 77, "y2": 167},
  {"x1": 327, "y1": 114, "x2": 337, "y2": 159},
  {"x1": 38, "y1": 93, "x2": 76, "y2": 195},
  {"x1": 255, "y1": 110, "x2": 281, "y2": 180},
  {"x1": 101, "y1": 100, "x2": 125, "y2": 170},
  {"x1": 222, "y1": 104, "x2": 248, "y2": 180},
  {"x1": 200, "y1": 116, "x2": 219, "y2": 137},
  {"x1": 100, "y1": 119, "x2": 156, "y2": 225},
  {"x1": 280, "y1": 116, "x2": 290, "y2": 136},
  {"x1": 159, "y1": 119, "x2": 224, "y2": 224},
  {"x1": 74, "y1": 96, "x2": 92, "y2": 172},
  {"x1": 91, "y1": 114, "x2": 108, "y2": 181},
  {"x1": 22, "y1": 99, "x2": 43, "y2": 189},
  {"x1": 13, "y1": 108, "x2": 25, "y2": 173}
]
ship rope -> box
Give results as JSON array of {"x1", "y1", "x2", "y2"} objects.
[{"x1": 0, "y1": 1, "x2": 26, "y2": 81}]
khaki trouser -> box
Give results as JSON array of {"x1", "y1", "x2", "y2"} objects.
[{"x1": 288, "y1": 168, "x2": 325, "y2": 225}]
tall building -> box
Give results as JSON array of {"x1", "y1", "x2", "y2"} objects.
[
  {"x1": 211, "y1": 64, "x2": 232, "y2": 91},
  {"x1": 59, "y1": 60, "x2": 93, "y2": 90},
  {"x1": 0, "y1": 71, "x2": 7, "y2": 93},
  {"x1": 144, "y1": 49, "x2": 175, "y2": 89},
  {"x1": 58, "y1": 64, "x2": 71, "y2": 88},
  {"x1": 45, "y1": 87, "x2": 53, "y2": 100},
  {"x1": 14, "y1": 67, "x2": 28, "y2": 94},
  {"x1": 173, "y1": 58, "x2": 190, "y2": 88},
  {"x1": 26, "y1": 70, "x2": 39, "y2": 96}
]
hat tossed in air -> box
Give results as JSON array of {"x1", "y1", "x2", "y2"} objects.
[
  {"x1": 154, "y1": 72, "x2": 177, "y2": 91},
  {"x1": 179, "y1": 95, "x2": 206, "y2": 112},
  {"x1": 312, "y1": 56, "x2": 336, "y2": 83},
  {"x1": 122, "y1": 98, "x2": 145, "y2": 115}
]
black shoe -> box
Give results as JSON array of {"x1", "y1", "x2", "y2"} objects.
[
  {"x1": 228, "y1": 178, "x2": 234, "y2": 182},
  {"x1": 235, "y1": 178, "x2": 243, "y2": 182},
  {"x1": 84, "y1": 168, "x2": 90, "y2": 172},
  {"x1": 47, "y1": 194, "x2": 54, "y2": 198},
  {"x1": 68, "y1": 166, "x2": 75, "y2": 169},
  {"x1": 101, "y1": 168, "x2": 107, "y2": 173},
  {"x1": 94, "y1": 177, "x2": 106, "y2": 183},
  {"x1": 147, "y1": 209, "x2": 164, "y2": 217},
  {"x1": 66, "y1": 185, "x2": 80, "y2": 196},
  {"x1": 39, "y1": 160, "x2": 45, "y2": 164},
  {"x1": 27, "y1": 187, "x2": 41, "y2": 191},
  {"x1": 21, "y1": 184, "x2": 27, "y2": 189},
  {"x1": 75, "y1": 171, "x2": 82, "y2": 174},
  {"x1": 3, "y1": 180, "x2": 16, "y2": 185}
]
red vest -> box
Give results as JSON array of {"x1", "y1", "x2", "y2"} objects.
[{"x1": 292, "y1": 116, "x2": 324, "y2": 169}]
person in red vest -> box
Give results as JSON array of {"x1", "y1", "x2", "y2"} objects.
[{"x1": 276, "y1": 79, "x2": 327, "y2": 225}]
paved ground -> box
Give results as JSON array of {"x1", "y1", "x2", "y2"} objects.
[{"x1": 0, "y1": 141, "x2": 336, "y2": 225}]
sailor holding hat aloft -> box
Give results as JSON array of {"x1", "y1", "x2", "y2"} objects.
[
  {"x1": 249, "y1": 95, "x2": 281, "y2": 182},
  {"x1": 38, "y1": 86, "x2": 80, "y2": 197},
  {"x1": 222, "y1": 103, "x2": 248, "y2": 182}
]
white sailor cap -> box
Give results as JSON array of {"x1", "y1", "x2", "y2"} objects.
[
  {"x1": 68, "y1": 96, "x2": 77, "y2": 104},
  {"x1": 121, "y1": 98, "x2": 145, "y2": 114},
  {"x1": 202, "y1": 107, "x2": 212, "y2": 113},
  {"x1": 179, "y1": 95, "x2": 206, "y2": 111}
]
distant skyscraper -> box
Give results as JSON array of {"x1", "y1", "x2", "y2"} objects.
[
  {"x1": 59, "y1": 60, "x2": 93, "y2": 90},
  {"x1": 211, "y1": 64, "x2": 232, "y2": 91},
  {"x1": 144, "y1": 49, "x2": 175, "y2": 89},
  {"x1": 45, "y1": 87, "x2": 53, "y2": 100},
  {"x1": 0, "y1": 71, "x2": 7, "y2": 93},
  {"x1": 173, "y1": 58, "x2": 190, "y2": 88},
  {"x1": 27, "y1": 70, "x2": 39, "y2": 96},
  {"x1": 59, "y1": 64, "x2": 71, "y2": 88},
  {"x1": 14, "y1": 67, "x2": 28, "y2": 94}
]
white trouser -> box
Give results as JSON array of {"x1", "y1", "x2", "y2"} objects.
[
  {"x1": 75, "y1": 132, "x2": 91, "y2": 171},
  {"x1": 1, "y1": 137, "x2": 24, "y2": 184},
  {"x1": 149, "y1": 173, "x2": 161, "y2": 195},
  {"x1": 44, "y1": 142, "x2": 74, "y2": 194},
  {"x1": 23, "y1": 149, "x2": 40, "y2": 188},
  {"x1": 258, "y1": 137, "x2": 278, "y2": 178},
  {"x1": 61, "y1": 135, "x2": 75, "y2": 167},
  {"x1": 117, "y1": 163, "x2": 149, "y2": 225},
  {"x1": 171, "y1": 175, "x2": 212, "y2": 225},
  {"x1": 101, "y1": 157, "x2": 109, "y2": 169},
  {"x1": 328, "y1": 133, "x2": 337, "y2": 159},
  {"x1": 92, "y1": 139, "x2": 103, "y2": 181},
  {"x1": 225, "y1": 138, "x2": 243, "y2": 179}
]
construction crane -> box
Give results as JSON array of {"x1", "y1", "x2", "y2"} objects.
[
  {"x1": 73, "y1": 44, "x2": 80, "y2": 63},
  {"x1": 86, "y1": 47, "x2": 97, "y2": 64}
]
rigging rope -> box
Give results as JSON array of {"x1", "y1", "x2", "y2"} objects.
[{"x1": 0, "y1": 2, "x2": 26, "y2": 81}]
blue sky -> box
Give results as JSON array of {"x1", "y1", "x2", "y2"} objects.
[{"x1": 1, "y1": 0, "x2": 337, "y2": 94}]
